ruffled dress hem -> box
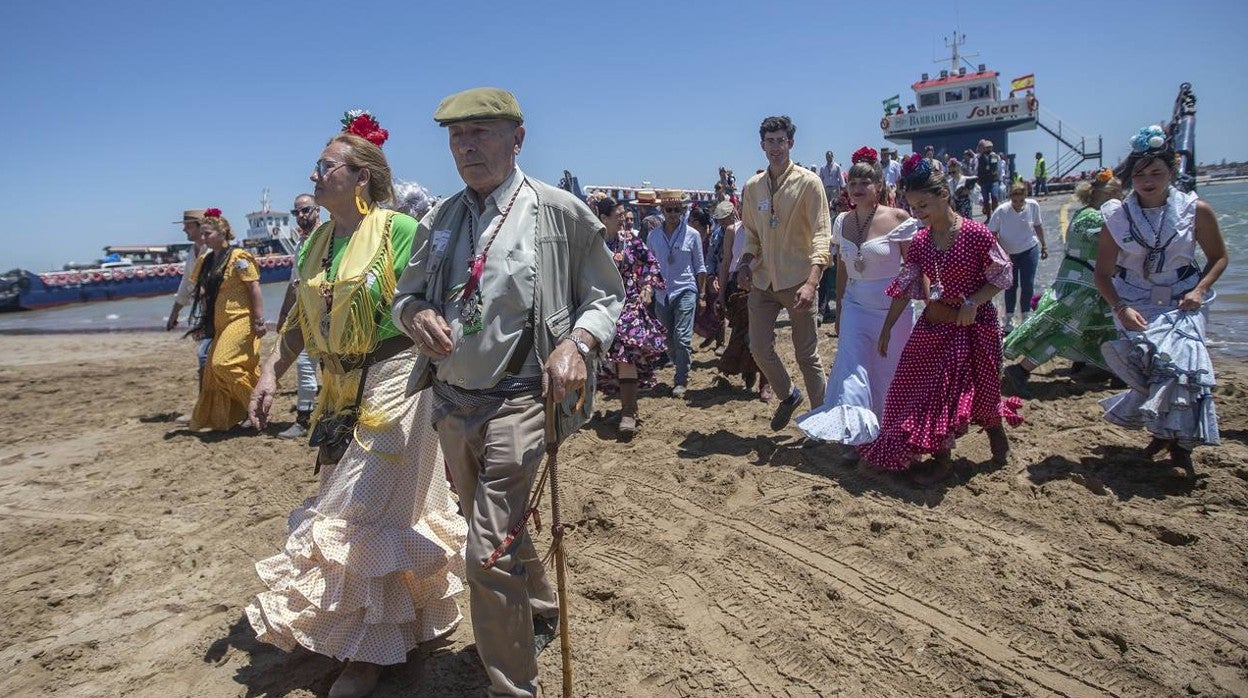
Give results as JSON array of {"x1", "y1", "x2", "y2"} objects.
[
  {"x1": 245, "y1": 504, "x2": 466, "y2": 665},
  {"x1": 796, "y1": 405, "x2": 880, "y2": 446}
]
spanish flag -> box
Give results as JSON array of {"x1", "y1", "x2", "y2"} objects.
[{"x1": 1010, "y1": 74, "x2": 1035, "y2": 93}]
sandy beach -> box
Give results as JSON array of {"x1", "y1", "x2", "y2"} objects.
[{"x1": 0, "y1": 324, "x2": 1245, "y2": 698}]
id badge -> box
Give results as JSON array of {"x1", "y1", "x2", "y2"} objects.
[{"x1": 1149, "y1": 285, "x2": 1171, "y2": 306}]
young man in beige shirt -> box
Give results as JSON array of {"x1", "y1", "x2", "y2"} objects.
[{"x1": 736, "y1": 115, "x2": 831, "y2": 431}]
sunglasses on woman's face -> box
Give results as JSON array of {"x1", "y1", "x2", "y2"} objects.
[{"x1": 314, "y1": 159, "x2": 348, "y2": 178}]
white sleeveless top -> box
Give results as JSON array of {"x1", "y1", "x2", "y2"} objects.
[
  {"x1": 833, "y1": 213, "x2": 920, "y2": 282},
  {"x1": 1101, "y1": 187, "x2": 1199, "y2": 280}
]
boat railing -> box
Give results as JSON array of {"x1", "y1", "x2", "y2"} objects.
[{"x1": 1036, "y1": 105, "x2": 1103, "y2": 179}]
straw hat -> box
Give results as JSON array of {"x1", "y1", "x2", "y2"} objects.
[
  {"x1": 630, "y1": 189, "x2": 659, "y2": 207},
  {"x1": 173, "y1": 209, "x2": 206, "y2": 224},
  {"x1": 657, "y1": 189, "x2": 689, "y2": 207}
]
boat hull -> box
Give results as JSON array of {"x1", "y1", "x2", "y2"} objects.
[{"x1": 0, "y1": 257, "x2": 295, "y2": 312}]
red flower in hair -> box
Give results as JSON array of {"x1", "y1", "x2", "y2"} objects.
[
  {"x1": 899, "y1": 153, "x2": 926, "y2": 178},
  {"x1": 343, "y1": 111, "x2": 389, "y2": 147},
  {"x1": 851, "y1": 147, "x2": 878, "y2": 165},
  {"x1": 204, "y1": 207, "x2": 222, "y2": 218}
]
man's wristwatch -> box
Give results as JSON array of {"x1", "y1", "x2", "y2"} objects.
[{"x1": 567, "y1": 335, "x2": 592, "y2": 359}]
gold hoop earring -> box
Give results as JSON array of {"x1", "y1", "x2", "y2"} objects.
[{"x1": 354, "y1": 186, "x2": 370, "y2": 215}]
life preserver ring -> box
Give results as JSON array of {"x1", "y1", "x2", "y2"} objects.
[
  {"x1": 1027, "y1": 95, "x2": 1038, "y2": 112},
  {"x1": 880, "y1": 116, "x2": 891, "y2": 130},
  {"x1": 90, "y1": 271, "x2": 103, "y2": 282},
  {"x1": 123, "y1": 268, "x2": 135, "y2": 279},
  {"x1": 67, "y1": 272, "x2": 80, "y2": 284},
  {"x1": 135, "y1": 267, "x2": 147, "y2": 279},
  {"x1": 41, "y1": 275, "x2": 56, "y2": 286},
  {"x1": 156, "y1": 266, "x2": 168, "y2": 277}
]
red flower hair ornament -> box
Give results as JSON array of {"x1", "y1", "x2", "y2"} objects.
[
  {"x1": 341, "y1": 109, "x2": 390, "y2": 147},
  {"x1": 203, "y1": 207, "x2": 222, "y2": 218},
  {"x1": 899, "y1": 153, "x2": 932, "y2": 189},
  {"x1": 851, "y1": 146, "x2": 878, "y2": 165}
]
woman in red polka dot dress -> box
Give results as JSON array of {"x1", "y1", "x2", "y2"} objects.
[{"x1": 857, "y1": 155, "x2": 1024, "y2": 484}]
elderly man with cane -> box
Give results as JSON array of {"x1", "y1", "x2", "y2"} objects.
[{"x1": 394, "y1": 87, "x2": 623, "y2": 698}]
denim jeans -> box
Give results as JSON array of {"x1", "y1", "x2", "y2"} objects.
[
  {"x1": 1004, "y1": 244, "x2": 1041, "y2": 315},
  {"x1": 656, "y1": 288, "x2": 697, "y2": 385},
  {"x1": 817, "y1": 264, "x2": 837, "y2": 319},
  {"x1": 295, "y1": 350, "x2": 319, "y2": 412},
  {"x1": 197, "y1": 338, "x2": 211, "y2": 370}
]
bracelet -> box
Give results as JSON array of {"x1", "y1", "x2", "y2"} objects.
[
  {"x1": 962, "y1": 298, "x2": 976, "y2": 307},
  {"x1": 1112, "y1": 301, "x2": 1128, "y2": 313}
]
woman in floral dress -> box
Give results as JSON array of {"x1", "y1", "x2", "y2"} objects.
[
  {"x1": 594, "y1": 196, "x2": 667, "y2": 437},
  {"x1": 858, "y1": 155, "x2": 1023, "y2": 484},
  {"x1": 1002, "y1": 170, "x2": 1122, "y2": 397}
]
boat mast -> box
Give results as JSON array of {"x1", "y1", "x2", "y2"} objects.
[{"x1": 938, "y1": 29, "x2": 977, "y2": 73}]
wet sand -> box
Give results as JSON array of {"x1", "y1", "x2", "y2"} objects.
[{"x1": 1, "y1": 328, "x2": 1246, "y2": 697}]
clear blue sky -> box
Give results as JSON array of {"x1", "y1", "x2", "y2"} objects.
[{"x1": 2, "y1": 0, "x2": 1245, "y2": 271}]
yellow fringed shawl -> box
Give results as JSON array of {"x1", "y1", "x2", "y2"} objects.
[{"x1": 289, "y1": 208, "x2": 397, "y2": 359}]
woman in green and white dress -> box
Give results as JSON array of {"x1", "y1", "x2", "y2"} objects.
[{"x1": 1002, "y1": 170, "x2": 1122, "y2": 398}]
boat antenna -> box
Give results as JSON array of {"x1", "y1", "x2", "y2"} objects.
[
  {"x1": 261, "y1": 188, "x2": 271, "y2": 212},
  {"x1": 937, "y1": 29, "x2": 978, "y2": 73}
]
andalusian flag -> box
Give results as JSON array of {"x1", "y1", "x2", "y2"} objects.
[
  {"x1": 1010, "y1": 74, "x2": 1035, "y2": 94},
  {"x1": 882, "y1": 94, "x2": 901, "y2": 114}
]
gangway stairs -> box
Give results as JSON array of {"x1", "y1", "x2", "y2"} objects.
[{"x1": 1036, "y1": 106, "x2": 1102, "y2": 178}]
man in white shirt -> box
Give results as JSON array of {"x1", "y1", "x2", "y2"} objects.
[
  {"x1": 818, "y1": 151, "x2": 845, "y2": 207},
  {"x1": 165, "y1": 208, "x2": 207, "y2": 424},
  {"x1": 273, "y1": 194, "x2": 322, "y2": 439},
  {"x1": 880, "y1": 149, "x2": 901, "y2": 204}
]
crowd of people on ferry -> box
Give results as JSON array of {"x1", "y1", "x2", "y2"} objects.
[{"x1": 162, "y1": 90, "x2": 1228, "y2": 697}]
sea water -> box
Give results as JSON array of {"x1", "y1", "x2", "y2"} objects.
[{"x1": 2, "y1": 183, "x2": 1246, "y2": 359}]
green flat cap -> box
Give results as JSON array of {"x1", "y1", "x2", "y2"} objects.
[{"x1": 434, "y1": 87, "x2": 524, "y2": 126}]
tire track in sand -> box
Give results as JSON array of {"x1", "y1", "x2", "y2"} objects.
[
  {"x1": 576, "y1": 462, "x2": 1127, "y2": 698},
  {"x1": 763, "y1": 464, "x2": 1248, "y2": 658}
]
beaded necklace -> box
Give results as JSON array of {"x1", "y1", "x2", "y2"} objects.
[
  {"x1": 459, "y1": 183, "x2": 523, "y2": 335},
  {"x1": 318, "y1": 230, "x2": 348, "y2": 338},
  {"x1": 847, "y1": 205, "x2": 878, "y2": 273}
]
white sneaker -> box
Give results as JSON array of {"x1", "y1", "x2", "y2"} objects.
[
  {"x1": 175, "y1": 413, "x2": 191, "y2": 425},
  {"x1": 278, "y1": 422, "x2": 308, "y2": 440},
  {"x1": 1002, "y1": 318, "x2": 1014, "y2": 334},
  {"x1": 672, "y1": 384, "x2": 687, "y2": 398}
]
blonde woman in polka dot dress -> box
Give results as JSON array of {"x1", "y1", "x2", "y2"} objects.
[
  {"x1": 858, "y1": 155, "x2": 1023, "y2": 485},
  {"x1": 245, "y1": 116, "x2": 466, "y2": 698}
]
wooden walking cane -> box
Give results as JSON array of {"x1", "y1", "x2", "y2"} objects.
[{"x1": 544, "y1": 389, "x2": 574, "y2": 698}]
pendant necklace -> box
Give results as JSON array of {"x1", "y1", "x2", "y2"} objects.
[
  {"x1": 766, "y1": 170, "x2": 782, "y2": 229},
  {"x1": 1137, "y1": 200, "x2": 1167, "y2": 280},
  {"x1": 929, "y1": 215, "x2": 961, "y2": 301},
  {"x1": 850, "y1": 206, "x2": 877, "y2": 274},
  {"x1": 460, "y1": 184, "x2": 523, "y2": 336},
  {"x1": 319, "y1": 229, "x2": 345, "y2": 340},
  {"x1": 664, "y1": 224, "x2": 684, "y2": 265}
]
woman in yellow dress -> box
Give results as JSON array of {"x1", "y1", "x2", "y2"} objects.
[{"x1": 187, "y1": 209, "x2": 265, "y2": 430}]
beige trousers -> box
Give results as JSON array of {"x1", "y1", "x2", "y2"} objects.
[
  {"x1": 436, "y1": 392, "x2": 559, "y2": 698},
  {"x1": 747, "y1": 283, "x2": 827, "y2": 406}
]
